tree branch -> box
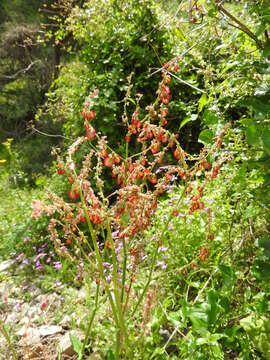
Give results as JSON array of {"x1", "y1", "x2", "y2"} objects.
[
  {"x1": 216, "y1": 0, "x2": 263, "y2": 49},
  {"x1": 0, "y1": 60, "x2": 42, "y2": 80}
]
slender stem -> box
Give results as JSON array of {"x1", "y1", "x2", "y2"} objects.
[
  {"x1": 121, "y1": 237, "x2": 127, "y2": 304},
  {"x1": 77, "y1": 183, "x2": 120, "y2": 330},
  {"x1": 216, "y1": 1, "x2": 263, "y2": 49},
  {"x1": 106, "y1": 222, "x2": 131, "y2": 352},
  {"x1": 131, "y1": 184, "x2": 187, "y2": 318},
  {"x1": 81, "y1": 283, "x2": 100, "y2": 356},
  {"x1": 0, "y1": 319, "x2": 18, "y2": 360}
]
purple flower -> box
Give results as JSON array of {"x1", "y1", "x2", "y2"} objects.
[
  {"x1": 53, "y1": 261, "x2": 62, "y2": 270},
  {"x1": 106, "y1": 275, "x2": 112, "y2": 283},
  {"x1": 157, "y1": 261, "x2": 167, "y2": 270},
  {"x1": 16, "y1": 253, "x2": 25, "y2": 262},
  {"x1": 111, "y1": 230, "x2": 119, "y2": 239},
  {"x1": 22, "y1": 259, "x2": 30, "y2": 266},
  {"x1": 24, "y1": 236, "x2": 30, "y2": 242},
  {"x1": 158, "y1": 246, "x2": 168, "y2": 253},
  {"x1": 55, "y1": 280, "x2": 62, "y2": 287},
  {"x1": 34, "y1": 253, "x2": 46, "y2": 262}
]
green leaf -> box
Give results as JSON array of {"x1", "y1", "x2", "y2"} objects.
[
  {"x1": 187, "y1": 303, "x2": 209, "y2": 335},
  {"x1": 246, "y1": 125, "x2": 261, "y2": 147},
  {"x1": 69, "y1": 333, "x2": 83, "y2": 358},
  {"x1": 175, "y1": 27, "x2": 186, "y2": 41},
  {"x1": 263, "y1": 41, "x2": 270, "y2": 58},
  {"x1": 198, "y1": 94, "x2": 208, "y2": 112},
  {"x1": 218, "y1": 264, "x2": 236, "y2": 289},
  {"x1": 258, "y1": 237, "x2": 270, "y2": 258},
  {"x1": 207, "y1": 290, "x2": 219, "y2": 325},
  {"x1": 262, "y1": 128, "x2": 270, "y2": 155},
  {"x1": 203, "y1": 110, "x2": 218, "y2": 125},
  {"x1": 199, "y1": 129, "x2": 214, "y2": 144},
  {"x1": 179, "y1": 114, "x2": 197, "y2": 130},
  {"x1": 106, "y1": 349, "x2": 115, "y2": 360},
  {"x1": 128, "y1": 98, "x2": 136, "y2": 106}
]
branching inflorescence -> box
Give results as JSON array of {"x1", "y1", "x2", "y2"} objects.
[{"x1": 32, "y1": 57, "x2": 229, "y2": 357}]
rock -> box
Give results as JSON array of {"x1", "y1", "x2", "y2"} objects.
[
  {"x1": 0, "y1": 259, "x2": 14, "y2": 272},
  {"x1": 19, "y1": 316, "x2": 31, "y2": 325},
  {"x1": 58, "y1": 330, "x2": 84, "y2": 357},
  {"x1": 17, "y1": 326, "x2": 41, "y2": 346},
  {"x1": 59, "y1": 314, "x2": 71, "y2": 327},
  {"x1": 58, "y1": 331, "x2": 75, "y2": 357},
  {"x1": 23, "y1": 344, "x2": 43, "y2": 360},
  {"x1": 38, "y1": 324, "x2": 62, "y2": 337}
]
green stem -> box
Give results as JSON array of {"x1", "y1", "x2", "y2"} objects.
[
  {"x1": 121, "y1": 237, "x2": 127, "y2": 304},
  {"x1": 131, "y1": 184, "x2": 187, "y2": 318},
  {"x1": 81, "y1": 283, "x2": 100, "y2": 357},
  {"x1": 107, "y1": 222, "x2": 131, "y2": 352},
  {"x1": 77, "y1": 184, "x2": 120, "y2": 331},
  {"x1": 0, "y1": 319, "x2": 18, "y2": 360}
]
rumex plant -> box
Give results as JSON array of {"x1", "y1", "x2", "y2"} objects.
[{"x1": 32, "y1": 57, "x2": 229, "y2": 358}]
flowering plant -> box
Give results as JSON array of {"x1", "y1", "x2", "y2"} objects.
[{"x1": 33, "y1": 58, "x2": 229, "y2": 358}]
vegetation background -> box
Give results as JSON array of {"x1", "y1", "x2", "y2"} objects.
[{"x1": 0, "y1": 0, "x2": 269, "y2": 359}]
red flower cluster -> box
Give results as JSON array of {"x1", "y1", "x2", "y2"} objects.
[
  {"x1": 160, "y1": 85, "x2": 170, "y2": 105},
  {"x1": 67, "y1": 188, "x2": 80, "y2": 201},
  {"x1": 81, "y1": 97, "x2": 96, "y2": 140}
]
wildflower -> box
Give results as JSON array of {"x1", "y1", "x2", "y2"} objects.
[
  {"x1": 53, "y1": 261, "x2": 62, "y2": 270},
  {"x1": 41, "y1": 301, "x2": 47, "y2": 310}
]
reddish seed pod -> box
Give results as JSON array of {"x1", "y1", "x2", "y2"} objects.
[
  {"x1": 68, "y1": 175, "x2": 74, "y2": 184},
  {"x1": 114, "y1": 154, "x2": 121, "y2": 164},
  {"x1": 200, "y1": 246, "x2": 209, "y2": 262},
  {"x1": 151, "y1": 141, "x2": 161, "y2": 154},
  {"x1": 104, "y1": 156, "x2": 114, "y2": 168},
  {"x1": 86, "y1": 126, "x2": 96, "y2": 140},
  {"x1": 86, "y1": 110, "x2": 95, "y2": 121},
  {"x1": 208, "y1": 233, "x2": 214, "y2": 241},
  {"x1": 90, "y1": 214, "x2": 101, "y2": 225},
  {"x1": 68, "y1": 188, "x2": 80, "y2": 201},
  {"x1": 57, "y1": 167, "x2": 65, "y2": 175},
  {"x1": 79, "y1": 216, "x2": 86, "y2": 223},
  {"x1": 125, "y1": 134, "x2": 131, "y2": 143},
  {"x1": 173, "y1": 148, "x2": 181, "y2": 160},
  {"x1": 148, "y1": 173, "x2": 158, "y2": 184},
  {"x1": 161, "y1": 107, "x2": 168, "y2": 117}
]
